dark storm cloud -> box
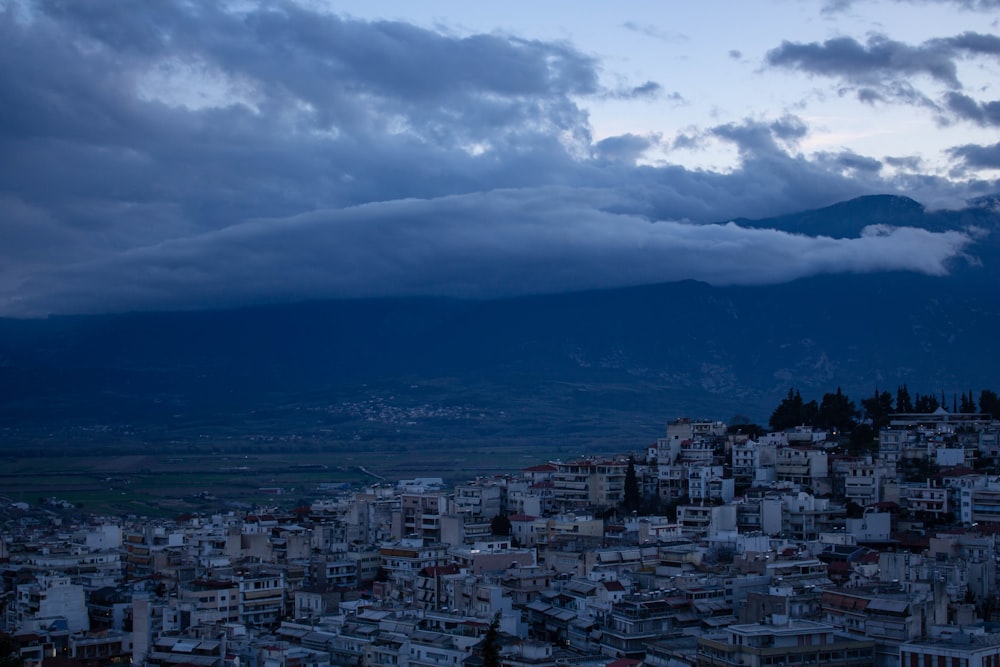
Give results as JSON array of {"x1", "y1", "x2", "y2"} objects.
[{"x1": 0, "y1": 1, "x2": 988, "y2": 316}]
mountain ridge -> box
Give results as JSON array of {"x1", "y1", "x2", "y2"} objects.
[{"x1": 1, "y1": 195, "x2": 998, "y2": 449}]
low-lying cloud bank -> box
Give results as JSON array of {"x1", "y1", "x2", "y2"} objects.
[{"x1": 3, "y1": 189, "x2": 975, "y2": 316}]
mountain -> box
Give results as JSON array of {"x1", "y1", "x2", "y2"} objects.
[{"x1": 1, "y1": 195, "x2": 999, "y2": 452}]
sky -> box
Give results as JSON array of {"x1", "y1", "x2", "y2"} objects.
[{"x1": 1, "y1": 0, "x2": 999, "y2": 317}]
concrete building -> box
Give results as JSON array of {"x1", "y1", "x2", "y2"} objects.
[
  {"x1": 10, "y1": 574, "x2": 90, "y2": 634},
  {"x1": 776, "y1": 446, "x2": 828, "y2": 490},
  {"x1": 900, "y1": 481, "x2": 950, "y2": 523},
  {"x1": 453, "y1": 482, "x2": 502, "y2": 519},
  {"x1": 901, "y1": 631, "x2": 1000, "y2": 667},
  {"x1": 697, "y1": 618, "x2": 876, "y2": 667}
]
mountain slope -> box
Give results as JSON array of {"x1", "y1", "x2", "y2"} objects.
[{"x1": 1, "y1": 195, "x2": 998, "y2": 450}]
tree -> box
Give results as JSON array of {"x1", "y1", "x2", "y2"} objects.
[
  {"x1": 481, "y1": 613, "x2": 502, "y2": 667},
  {"x1": 896, "y1": 385, "x2": 913, "y2": 413},
  {"x1": 817, "y1": 387, "x2": 858, "y2": 433},
  {"x1": 490, "y1": 513, "x2": 512, "y2": 537},
  {"x1": 770, "y1": 388, "x2": 818, "y2": 431},
  {"x1": 848, "y1": 423, "x2": 877, "y2": 455},
  {"x1": 981, "y1": 389, "x2": 1000, "y2": 419},
  {"x1": 861, "y1": 388, "x2": 894, "y2": 432},
  {"x1": 622, "y1": 457, "x2": 641, "y2": 515},
  {"x1": 902, "y1": 457, "x2": 940, "y2": 483},
  {"x1": 960, "y1": 390, "x2": 977, "y2": 414},
  {"x1": 803, "y1": 399, "x2": 819, "y2": 428},
  {"x1": 0, "y1": 634, "x2": 23, "y2": 667},
  {"x1": 914, "y1": 392, "x2": 940, "y2": 413}
]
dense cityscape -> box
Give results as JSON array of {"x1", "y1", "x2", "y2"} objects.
[{"x1": 5, "y1": 402, "x2": 1000, "y2": 667}]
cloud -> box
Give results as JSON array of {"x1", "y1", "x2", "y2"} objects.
[
  {"x1": 944, "y1": 92, "x2": 1000, "y2": 126},
  {"x1": 949, "y1": 142, "x2": 1000, "y2": 169},
  {"x1": 939, "y1": 31, "x2": 1000, "y2": 55},
  {"x1": 621, "y1": 21, "x2": 688, "y2": 43},
  {"x1": 617, "y1": 80, "x2": 662, "y2": 99},
  {"x1": 816, "y1": 151, "x2": 884, "y2": 174},
  {"x1": 4, "y1": 188, "x2": 975, "y2": 317},
  {"x1": 769, "y1": 115, "x2": 810, "y2": 142},
  {"x1": 885, "y1": 155, "x2": 925, "y2": 171},
  {"x1": 0, "y1": 1, "x2": 993, "y2": 316},
  {"x1": 711, "y1": 116, "x2": 808, "y2": 155},
  {"x1": 824, "y1": 0, "x2": 1000, "y2": 12},
  {"x1": 765, "y1": 30, "x2": 1000, "y2": 125},
  {"x1": 593, "y1": 134, "x2": 658, "y2": 163},
  {"x1": 766, "y1": 35, "x2": 961, "y2": 89}
]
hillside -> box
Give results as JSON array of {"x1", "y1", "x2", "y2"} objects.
[{"x1": 1, "y1": 195, "x2": 998, "y2": 454}]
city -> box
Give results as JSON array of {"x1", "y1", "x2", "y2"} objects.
[{"x1": 4, "y1": 409, "x2": 1000, "y2": 667}]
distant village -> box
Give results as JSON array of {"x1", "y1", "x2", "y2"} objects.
[{"x1": 6, "y1": 408, "x2": 1000, "y2": 667}]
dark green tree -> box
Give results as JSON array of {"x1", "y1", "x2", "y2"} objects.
[
  {"x1": 490, "y1": 513, "x2": 512, "y2": 537},
  {"x1": 482, "y1": 613, "x2": 502, "y2": 667},
  {"x1": 770, "y1": 388, "x2": 800, "y2": 431},
  {"x1": 980, "y1": 389, "x2": 1000, "y2": 419},
  {"x1": 861, "y1": 388, "x2": 894, "y2": 432},
  {"x1": 622, "y1": 457, "x2": 641, "y2": 514},
  {"x1": 0, "y1": 634, "x2": 23, "y2": 667},
  {"x1": 817, "y1": 387, "x2": 858, "y2": 433},
  {"x1": 896, "y1": 385, "x2": 913, "y2": 413},
  {"x1": 803, "y1": 399, "x2": 819, "y2": 427},
  {"x1": 914, "y1": 392, "x2": 940, "y2": 413},
  {"x1": 960, "y1": 390, "x2": 977, "y2": 414},
  {"x1": 770, "y1": 389, "x2": 818, "y2": 431},
  {"x1": 848, "y1": 423, "x2": 877, "y2": 455},
  {"x1": 902, "y1": 457, "x2": 940, "y2": 483}
]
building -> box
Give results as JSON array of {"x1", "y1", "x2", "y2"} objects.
[
  {"x1": 697, "y1": 618, "x2": 876, "y2": 667},
  {"x1": 776, "y1": 446, "x2": 828, "y2": 490},
  {"x1": 901, "y1": 631, "x2": 1000, "y2": 667},
  {"x1": 10, "y1": 574, "x2": 90, "y2": 634}
]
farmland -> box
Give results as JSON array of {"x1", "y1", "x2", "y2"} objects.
[{"x1": 0, "y1": 441, "x2": 573, "y2": 517}]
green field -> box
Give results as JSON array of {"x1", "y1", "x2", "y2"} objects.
[
  {"x1": 0, "y1": 440, "x2": 585, "y2": 517},
  {"x1": 0, "y1": 377, "x2": 668, "y2": 516}
]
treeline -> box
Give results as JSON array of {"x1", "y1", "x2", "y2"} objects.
[{"x1": 768, "y1": 385, "x2": 1000, "y2": 433}]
